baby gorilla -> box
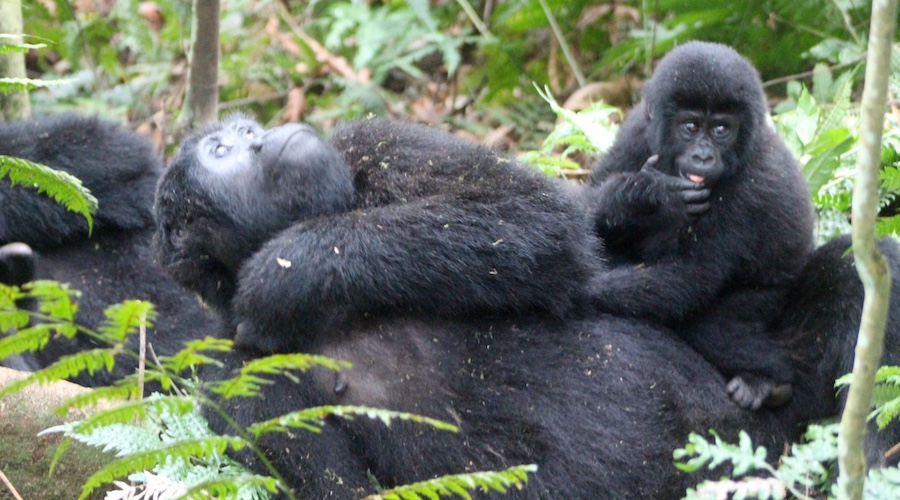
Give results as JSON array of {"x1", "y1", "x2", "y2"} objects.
[
  {"x1": 155, "y1": 116, "x2": 600, "y2": 353},
  {"x1": 584, "y1": 42, "x2": 815, "y2": 410}
]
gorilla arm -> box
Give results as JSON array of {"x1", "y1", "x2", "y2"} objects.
[{"x1": 231, "y1": 194, "x2": 598, "y2": 354}]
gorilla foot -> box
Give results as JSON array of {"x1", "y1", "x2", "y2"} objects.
[{"x1": 726, "y1": 373, "x2": 793, "y2": 410}]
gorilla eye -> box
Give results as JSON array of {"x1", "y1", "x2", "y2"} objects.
[
  {"x1": 711, "y1": 124, "x2": 731, "y2": 137},
  {"x1": 214, "y1": 144, "x2": 231, "y2": 158},
  {"x1": 682, "y1": 121, "x2": 700, "y2": 135}
]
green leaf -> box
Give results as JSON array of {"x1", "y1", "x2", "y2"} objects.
[
  {"x1": 0, "y1": 348, "x2": 115, "y2": 399},
  {"x1": 365, "y1": 464, "x2": 537, "y2": 500},
  {"x1": 209, "y1": 352, "x2": 352, "y2": 399},
  {"x1": 97, "y1": 300, "x2": 156, "y2": 343},
  {"x1": 160, "y1": 336, "x2": 233, "y2": 373},
  {"x1": 247, "y1": 405, "x2": 458, "y2": 438},
  {"x1": 78, "y1": 436, "x2": 249, "y2": 499},
  {"x1": 0, "y1": 155, "x2": 97, "y2": 233}
]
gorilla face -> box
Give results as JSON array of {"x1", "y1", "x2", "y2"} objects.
[
  {"x1": 154, "y1": 116, "x2": 354, "y2": 308},
  {"x1": 667, "y1": 109, "x2": 739, "y2": 186}
]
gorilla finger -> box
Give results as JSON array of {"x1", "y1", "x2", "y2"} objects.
[
  {"x1": 681, "y1": 188, "x2": 711, "y2": 203},
  {"x1": 685, "y1": 202, "x2": 711, "y2": 215},
  {"x1": 639, "y1": 154, "x2": 661, "y2": 173}
]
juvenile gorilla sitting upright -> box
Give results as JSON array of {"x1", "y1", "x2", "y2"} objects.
[
  {"x1": 584, "y1": 41, "x2": 815, "y2": 409},
  {"x1": 154, "y1": 116, "x2": 600, "y2": 353}
]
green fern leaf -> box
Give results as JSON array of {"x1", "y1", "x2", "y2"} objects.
[
  {"x1": 0, "y1": 155, "x2": 98, "y2": 232},
  {"x1": 27, "y1": 279, "x2": 80, "y2": 323},
  {"x1": 78, "y1": 436, "x2": 249, "y2": 499},
  {"x1": 67, "y1": 396, "x2": 196, "y2": 436},
  {"x1": 0, "y1": 323, "x2": 53, "y2": 359},
  {"x1": 53, "y1": 383, "x2": 138, "y2": 416},
  {"x1": 210, "y1": 353, "x2": 352, "y2": 399},
  {"x1": 97, "y1": 300, "x2": 156, "y2": 342},
  {"x1": 182, "y1": 474, "x2": 279, "y2": 499},
  {"x1": 160, "y1": 336, "x2": 233, "y2": 373},
  {"x1": 247, "y1": 405, "x2": 457, "y2": 438},
  {"x1": 0, "y1": 348, "x2": 114, "y2": 398},
  {"x1": 364, "y1": 464, "x2": 537, "y2": 500}
]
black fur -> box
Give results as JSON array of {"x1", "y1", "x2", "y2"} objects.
[
  {"x1": 154, "y1": 115, "x2": 601, "y2": 354},
  {"x1": 775, "y1": 234, "x2": 900, "y2": 467},
  {"x1": 0, "y1": 114, "x2": 220, "y2": 385},
  {"x1": 584, "y1": 42, "x2": 816, "y2": 409},
  {"x1": 153, "y1": 115, "x2": 819, "y2": 498}
]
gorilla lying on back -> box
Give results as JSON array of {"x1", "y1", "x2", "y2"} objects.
[
  {"x1": 154, "y1": 115, "x2": 600, "y2": 354},
  {"x1": 0, "y1": 115, "x2": 220, "y2": 385},
  {"x1": 155, "y1": 114, "x2": 900, "y2": 496},
  {"x1": 155, "y1": 116, "x2": 808, "y2": 497},
  {"x1": 584, "y1": 41, "x2": 815, "y2": 410}
]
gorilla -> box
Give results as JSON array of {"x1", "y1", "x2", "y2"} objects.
[
  {"x1": 154, "y1": 115, "x2": 601, "y2": 354},
  {"x1": 584, "y1": 41, "x2": 816, "y2": 410},
  {"x1": 776, "y1": 234, "x2": 900, "y2": 468},
  {"x1": 155, "y1": 115, "x2": 900, "y2": 498},
  {"x1": 0, "y1": 114, "x2": 220, "y2": 385}
]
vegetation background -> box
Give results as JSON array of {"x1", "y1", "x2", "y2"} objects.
[
  {"x1": 4, "y1": 0, "x2": 900, "y2": 499},
  {"x1": 12, "y1": 0, "x2": 887, "y2": 156}
]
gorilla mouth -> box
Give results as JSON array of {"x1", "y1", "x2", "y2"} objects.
[{"x1": 687, "y1": 174, "x2": 705, "y2": 183}]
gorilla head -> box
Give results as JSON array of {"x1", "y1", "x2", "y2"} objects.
[
  {"x1": 642, "y1": 41, "x2": 767, "y2": 187},
  {"x1": 154, "y1": 115, "x2": 354, "y2": 310}
]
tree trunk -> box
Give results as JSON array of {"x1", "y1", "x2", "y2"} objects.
[
  {"x1": 0, "y1": 0, "x2": 30, "y2": 120},
  {"x1": 175, "y1": 0, "x2": 220, "y2": 137},
  {"x1": 838, "y1": 1, "x2": 898, "y2": 498}
]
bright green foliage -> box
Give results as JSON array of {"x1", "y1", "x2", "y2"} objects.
[
  {"x1": 0, "y1": 155, "x2": 97, "y2": 232},
  {"x1": 209, "y1": 352, "x2": 353, "y2": 399},
  {"x1": 160, "y1": 336, "x2": 233, "y2": 373},
  {"x1": 838, "y1": 366, "x2": 900, "y2": 431},
  {"x1": 365, "y1": 464, "x2": 538, "y2": 500},
  {"x1": 676, "y1": 424, "x2": 900, "y2": 499},
  {"x1": 248, "y1": 405, "x2": 459, "y2": 437},
  {"x1": 44, "y1": 396, "x2": 274, "y2": 500},
  {"x1": 97, "y1": 300, "x2": 156, "y2": 343},
  {"x1": 0, "y1": 348, "x2": 115, "y2": 398},
  {"x1": 519, "y1": 84, "x2": 620, "y2": 177},
  {"x1": 77, "y1": 436, "x2": 250, "y2": 499}
]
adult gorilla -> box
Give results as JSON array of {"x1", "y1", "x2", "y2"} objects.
[
  {"x1": 0, "y1": 115, "x2": 220, "y2": 384},
  {"x1": 154, "y1": 115, "x2": 601, "y2": 355},
  {"x1": 584, "y1": 41, "x2": 816, "y2": 410},
  {"x1": 157, "y1": 116, "x2": 881, "y2": 498}
]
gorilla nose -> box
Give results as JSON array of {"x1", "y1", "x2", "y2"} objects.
[{"x1": 692, "y1": 152, "x2": 714, "y2": 166}]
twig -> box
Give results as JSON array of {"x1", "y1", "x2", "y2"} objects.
[
  {"x1": 0, "y1": 467, "x2": 24, "y2": 500},
  {"x1": 537, "y1": 0, "x2": 586, "y2": 88},
  {"x1": 762, "y1": 55, "x2": 867, "y2": 88}
]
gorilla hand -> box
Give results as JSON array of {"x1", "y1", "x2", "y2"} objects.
[
  {"x1": 640, "y1": 155, "x2": 710, "y2": 216},
  {"x1": 726, "y1": 373, "x2": 793, "y2": 410}
]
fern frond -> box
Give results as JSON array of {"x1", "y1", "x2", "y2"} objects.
[
  {"x1": 78, "y1": 436, "x2": 249, "y2": 499},
  {"x1": 247, "y1": 405, "x2": 458, "y2": 438},
  {"x1": 210, "y1": 353, "x2": 352, "y2": 399},
  {"x1": 53, "y1": 383, "x2": 138, "y2": 416},
  {"x1": 363, "y1": 464, "x2": 538, "y2": 500},
  {"x1": 160, "y1": 336, "x2": 233, "y2": 373},
  {"x1": 0, "y1": 155, "x2": 98, "y2": 231},
  {"x1": 182, "y1": 474, "x2": 280, "y2": 499},
  {"x1": 0, "y1": 348, "x2": 114, "y2": 398},
  {"x1": 27, "y1": 279, "x2": 80, "y2": 324},
  {"x1": 97, "y1": 300, "x2": 156, "y2": 342},
  {"x1": 0, "y1": 323, "x2": 52, "y2": 359},
  {"x1": 65, "y1": 396, "x2": 196, "y2": 436}
]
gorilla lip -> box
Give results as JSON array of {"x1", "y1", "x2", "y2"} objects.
[{"x1": 688, "y1": 174, "x2": 705, "y2": 183}]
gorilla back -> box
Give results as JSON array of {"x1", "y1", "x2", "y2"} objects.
[
  {"x1": 154, "y1": 116, "x2": 601, "y2": 354},
  {"x1": 0, "y1": 114, "x2": 220, "y2": 385}
]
